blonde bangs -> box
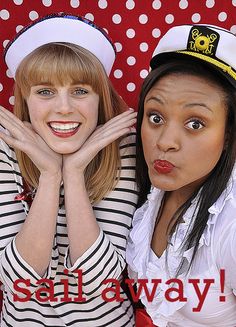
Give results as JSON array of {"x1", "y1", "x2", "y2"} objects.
[{"x1": 16, "y1": 42, "x2": 106, "y2": 98}]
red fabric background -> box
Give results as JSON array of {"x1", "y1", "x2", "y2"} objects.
[
  {"x1": 1, "y1": 0, "x2": 236, "y2": 111},
  {"x1": 0, "y1": 0, "x2": 236, "y2": 317}
]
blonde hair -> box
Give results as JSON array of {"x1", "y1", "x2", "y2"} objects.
[{"x1": 14, "y1": 43, "x2": 127, "y2": 203}]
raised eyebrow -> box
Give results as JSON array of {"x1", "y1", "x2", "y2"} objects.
[
  {"x1": 184, "y1": 102, "x2": 213, "y2": 113},
  {"x1": 145, "y1": 96, "x2": 164, "y2": 105}
]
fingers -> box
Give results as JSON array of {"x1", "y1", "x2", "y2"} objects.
[
  {"x1": 102, "y1": 109, "x2": 137, "y2": 129},
  {"x1": 83, "y1": 110, "x2": 136, "y2": 153},
  {"x1": 0, "y1": 106, "x2": 25, "y2": 129},
  {"x1": 0, "y1": 107, "x2": 36, "y2": 142},
  {"x1": 91, "y1": 109, "x2": 137, "y2": 140}
]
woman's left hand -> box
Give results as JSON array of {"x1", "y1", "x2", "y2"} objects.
[{"x1": 62, "y1": 109, "x2": 137, "y2": 175}]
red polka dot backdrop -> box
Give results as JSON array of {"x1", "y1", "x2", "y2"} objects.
[{"x1": 1, "y1": 0, "x2": 236, "y2": 110}]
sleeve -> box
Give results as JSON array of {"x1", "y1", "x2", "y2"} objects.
[
  {"x1": 215, "y1": 218, "x2": 236, "y2": 295},
  {"x1": 64, "y1": 131, "x2": 138, "y2": 297},
  {"x1": 0, "y1": 136, "x2": 59, "y2": 295}
]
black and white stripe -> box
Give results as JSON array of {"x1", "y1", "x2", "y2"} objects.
[{"x1": 0, "y1": 130, "x2": 138, "y2": 326}]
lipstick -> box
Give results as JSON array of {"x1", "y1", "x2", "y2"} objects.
[
  {"x1": 48, "y1": 121, "x2": 80, "y2": 138},
  {"x1": 154, "y1": 160, "x2": 175, "y2": 174}
]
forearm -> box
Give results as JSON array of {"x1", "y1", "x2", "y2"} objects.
[
  {"x1": 63, "y1": 171, "x2": 100, "y2": 265},
  {"x1": 15, "y1": 173, "x2": 61, "y2": 276}
]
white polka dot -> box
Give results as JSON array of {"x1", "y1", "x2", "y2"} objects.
[
  {"x1": 112, "y1": 14, "x2": 122, "y2": 24},
  {"x1": 152, "y1": 28, "x2": 161, "y2": 38},
  {"x1": 127, "y1": 56, "x2": 136, "y2": 65},
  {"x1": 115, "y1": 42, "x2": 122, "y2": 52},
  {"x1": 192, "y1": 13, "x2": 201, "y2": 23},
  {"x1": 140, "y1": 69, "x2": 149, "y2": 79},
  {"x1": 127, "y1": 82, "x2": 136, "y2": 92},
  {"x1": 0, "y1": 9, "x2": 10, "y2": 20},
  {"x1": 3, "y1": 39, "x2": 9, "y2": 48},
  {"x1": 139, "y1": 14, "x2": 148, "y2": 24},
  {"x1": 9, "y1": 96, "x2": 15, "y2": 105},
  {"x1": 13, "y1": 0, "x2": 23, "y2": 4},
  {"x1": 179, "y1": 0, "x2": 188, "y2": 9},
  {"x1": 0, "y1": 84, "x2": 3, "y2": 92},
  {"x1": 103, "y1": 27, "x2": 108, "y2": 34},
  {"x1": 152, "y1": 0, "x2": 162, "y2": 9},
  {"x1": 218, "y1": 12, "x2": 227, "y2": 22},
  {"x1": 85, "y1": 13, "x2": 94, "y2": 21},
  {"x1": 6, "y1": 69, "x2": 14, "y2": 78},
  {"x1": 114, "y1": 69, "x2": 123, "y2": 78},
  {"x1": 232, "y1": 0, "x2": 236, "y2": 6},
  {"x1": 29, "y1": 11, "x2": 39, "y2": 21},
  {"x1": 16, "y1": 25, "x2": 23, "y2": 33},
  {"x1": 126, "y1": 28, "x2": 135, "y2": 38},
  {"x1": 126, "y1": 0, "x2": 135, "y2": 9},
  {"x1": 98, "y1": 0, "x2": 108, "y2": 8},
  {"x1": 165, "y1": 14, "x2": 174, "y2": 24},
  {"x1": 70, "y1": 0, "x2": 80, "y2": 8},
  {"x1": 42, "y1": 0, "x2": 52, "y2": 6},
  {"x1": 230, "y1": 25, "x2": 236, "y2": 34},
  {"x1": 205, "y1": 0, "x2": 215, "y2": 8},
  {"x1": 140, "y1": 42, "x2": 149, "y2": 52}
]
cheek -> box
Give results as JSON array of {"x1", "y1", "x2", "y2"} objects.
[
  {"x1": 183, "y1": 132, "x2": 225, "y2": 173},
  {"x1": 141, "y1": 124, "x2": 156, "y2": 161}
]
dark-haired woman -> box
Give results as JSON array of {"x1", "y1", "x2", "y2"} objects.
[{"x1": 126, "y1": 24, "x2": 236, "y2": 327}]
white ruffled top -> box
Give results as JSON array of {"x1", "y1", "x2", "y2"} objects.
[{"x1": 126, "y1": 166, "x2": 236, "y2": 327}]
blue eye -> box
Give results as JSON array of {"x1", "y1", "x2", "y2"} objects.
[
  {"x1": 37, "y1": 89, "x2": 53, "y2": 95},
  {"x1": 148, "y1": 113, "x2": 163, "y2": 124},
  {"x1": 74, "y1": 88, "x2": 88, "y2": 95},
  {"x1": 186, "y1": 119, "x2": 205, "y2": 130}
]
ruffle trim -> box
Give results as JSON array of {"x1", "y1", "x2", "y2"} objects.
[{"x1": 127, "y1": 173, "x2": 236, "y2": 325}]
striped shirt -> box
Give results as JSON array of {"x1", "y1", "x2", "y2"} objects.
[{"x1": 0, "y1": 128, "x2": 138, "y2": 327}]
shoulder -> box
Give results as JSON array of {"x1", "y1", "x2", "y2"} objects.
[
  {"x1": 210, "y1": 173, "x2": 236, "y2": 248},
  {"x1": 118, "y1": 128, "x2": 136, "y2": 172},
  {"x1": 119, "y1": 128, "x2": 136, "y2": 153},
  {"x1": 0, "y1": 125, "x2": 17, "y2": 164}
]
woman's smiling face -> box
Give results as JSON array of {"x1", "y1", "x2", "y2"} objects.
[
  {"x1": 141, "y1": 73, "x2": 227, "y2": 195},
  {"x1": 27, "y1": 83, "x2": 99, "y2": 154}
]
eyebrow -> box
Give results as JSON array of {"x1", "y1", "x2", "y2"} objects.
[
  {"x1": 145, "y1": 96, "x2": 213, "y2": 113},
  {"x1": 145, "y1": 96, "x2": 164, "y2": 104},
  {"x1": 184, "y1": 102, "x2": 213, "y2": 113}
]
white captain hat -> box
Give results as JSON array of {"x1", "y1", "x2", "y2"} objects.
[
  {"x1": 150, "y1": 24, "x2": 236, "y2": 87},
  {"x1": 4, "y1": 12, "x2": 116, "y2": 78}
]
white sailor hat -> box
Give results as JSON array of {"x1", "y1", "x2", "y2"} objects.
[
  {"x1": 4, "y1": 12, "x2": 116, "y2": 78},
  {"x1": 150, "y1": 24, "x2": 236, "y2": 87}
]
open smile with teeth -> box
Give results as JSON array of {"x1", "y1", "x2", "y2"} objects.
[{"x1": 48, "y1": 122, "x2": 80, "y2": 133}]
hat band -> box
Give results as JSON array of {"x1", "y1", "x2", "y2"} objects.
[{"x1": 177, "y1": 50, "x2": 236, "y2": 81}]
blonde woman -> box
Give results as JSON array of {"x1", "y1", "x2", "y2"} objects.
[{"x1": 0, "y1": 13, "x2": 137, "y2": 326}]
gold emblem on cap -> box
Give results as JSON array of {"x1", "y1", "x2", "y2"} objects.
[{"x1": 189, "y1": 28, "x2": 218, "y2": 55}]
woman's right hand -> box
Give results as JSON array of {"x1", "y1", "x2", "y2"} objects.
[{"x1": 0, "y1": 106, "x2": 62, "y2": 179}]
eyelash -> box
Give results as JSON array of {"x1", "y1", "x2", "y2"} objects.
[
  {"x1": 186, "y1": 118, "x2": 205, "y2": 130},
  {"x1": 37, "y1": 89, "x2": 53, "y2": 95},
  {"x1": 148, "y1": 113, "x2": 164, "y2": 124},
  {"x1": 147, "y1": 113, "x2": 205, "y2": 130},
  {"x1": 36, "y1": 88, "x2": 88, "y2": 96},
  {"x1": 74, "y1": 88, "x2": 88, "y2": 95}
]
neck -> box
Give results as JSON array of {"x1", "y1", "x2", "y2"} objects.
[{"x1": 166, "y1": 184, "x2": 199, "y2": 209}]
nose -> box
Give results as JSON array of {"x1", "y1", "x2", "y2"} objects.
[
  {"x1": 156, "y1": 123, "x2": 180, "y2": 152},
  {"x1": 55, "y1": 94, "x2": 74, "y2": 115}
]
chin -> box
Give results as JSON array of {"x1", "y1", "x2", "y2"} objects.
[
  {"x1": 149, "y1": 174, "x2": 178, "y2": 191},
  {"x1": 49, "y1": 143, "x2": 82, "y2": 154}
]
